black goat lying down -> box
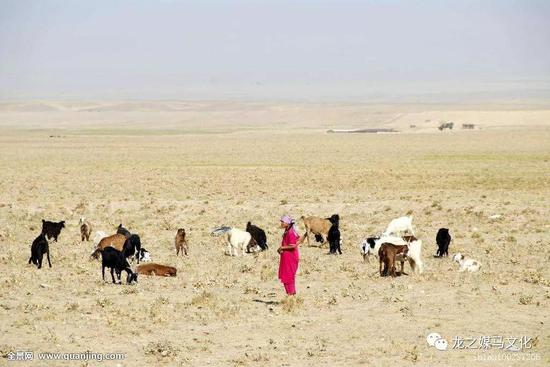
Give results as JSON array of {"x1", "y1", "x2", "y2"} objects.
[{"x1": 101, "y1": 247, "x2": 138, "y2": 284}]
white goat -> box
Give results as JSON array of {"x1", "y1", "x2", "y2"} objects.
[
  {"x1": 211, "y1": 227, "x2": 252, "y2": 257},
  {"x1": 382, "y1": 216, "x2": 415, "y2": 237},
  {"x1": 453, "y1": 253, "x2": 481, "y2": 272}
]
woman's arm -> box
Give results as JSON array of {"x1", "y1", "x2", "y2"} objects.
[
  {"x1": 279, "y1": 245, "x2": 296, "y2": 251},
  {"x1": 278, "y1": 239, "x2": 299, "y2": 253}
]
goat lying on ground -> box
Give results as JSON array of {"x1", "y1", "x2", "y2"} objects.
[
  {"x1": 211, "y1": 226, "x2": 254, "y2": 256},
  {"x1": 100, "y1": 247, "x2": 138, "y2": 284},
  {"x1": 435, "y1": 228, "x2": 451, "y2": 257},
  {"x1": 453, "y1": 253, "x2": 481, "y2": 272},
  {"x1": 246, "y1": 222, "x2": 268, "y2": 251},
  {"x1": 379, "y1": 243, "x2": 409, "y2": 277},
  {"x1": 41, "y1": 219, "x2": 65, "y2": 242},
  {"x1": 301, "y1": 214, "x2": 339, "y2": 246},
  {"x1": 79, "y1": 217, "x2": 92, "y2": 242},
  {"x1": 137, "y1": 263, "x2": 177, "y2": 277},
  {"x1": 175, "y1": 228, "x2": 188, "y2": 256},
  {"x1": 28, "y1": 233, "x2": 52, "y2": 269}
]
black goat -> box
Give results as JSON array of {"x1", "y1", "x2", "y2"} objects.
[
  {"x1": 117, "y1": 224, "x2": 131, "y2": 239},
  {"x1": 245, "y1": 222, "x2": 268, "y2": 251},
  {"x1": 41, "y1": 219, "x2": 65, "y2": 242},
  {"x1": 435, "y1": 228, "x2": 451, "y2": 257},
  {"x1": 327, "y1": 216, "x2": 342, "y2": 254},
  {"x1": 28, "y1": 233, "x2": 52, "y2": 268},
  {"x1": 100, "y1": 247, "x2": 138, "y2": 284},
  {"x1": 122, "y1": 234, "x2": 142, "y2": 263}
]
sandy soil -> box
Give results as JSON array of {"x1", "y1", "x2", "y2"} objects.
[{"x1": 0, "y1": 101, "x2": 548, "y2": 366}]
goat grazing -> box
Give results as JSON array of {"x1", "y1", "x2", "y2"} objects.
[
  {"x1": 435, "y1": 228, "x2": 451, "y2": 257},
  {"x1": 301, "y1": 214, "x2": 339, "y2": 247},
  {"x1": 246, "y1": 222, "x2": 268, "y2": 251},
  {"x1": 79, "y1": 217, "x2": 92, "y2": 242},
  {"x1": 211, "y1": 226, "x2": 253, "y2": 256},
  {"x1": 246, "y1": 237, "x2": 260, "y2": 253},
  {"x1": 100, "y1": 247, "x2": 138, "y2": 284},
  {"x1": 379, "y1": 243, "x2": 409, "y2": 277},
  {"x1": 41, "y1": 219, "x2": 65, "y2": 242},
  {"x1": 175, "y1": 228, "x2": 188, "y2": 256},
  {"x1": 28, "y1": 233, "x2": 51, "y2": 269},
  {"x1": 361, "y1": 235, "x2": 424, "y2": 274}
]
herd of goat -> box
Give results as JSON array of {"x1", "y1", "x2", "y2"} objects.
[{"x1": 27, "y1": 214, "x2": 481, "y2": 285}]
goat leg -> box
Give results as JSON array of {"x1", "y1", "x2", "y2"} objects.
[
  {"x1": 110, "y1": 268, "x2": 117, "y2": 284},
  {"x1": 47, "y1": 250, "x2": 52, "y2": 268}
]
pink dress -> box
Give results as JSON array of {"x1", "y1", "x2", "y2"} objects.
[{"x1": 278, "y1": 228, "x2": 300, "y2": 284}]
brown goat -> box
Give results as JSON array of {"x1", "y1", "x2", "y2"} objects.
[
  {"x1": 378, "y1": 243, "x2": 409, "y2": 277},
  {"x1": 175, "y1": 228, "x2": 188, "y2": 256},
  {"x1": 79, "y1": 217, "x2": 92, "y2": 242},
  {"x1": 91, "y1": 233, "x2": 126, "y2": 259},
  {"x1": 301, "y1": 214, "x2": 339, "y2": 247},
  {"x1": 137, "y1": 263, "x2": 177, "y2": 277}
]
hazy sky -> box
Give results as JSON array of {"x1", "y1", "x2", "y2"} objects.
[{"x1": 1, "y1": 0, "x2": 549, "y2": 101}]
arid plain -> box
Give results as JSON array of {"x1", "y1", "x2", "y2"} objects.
[{"x1": 0, "y1": 101, "x2": 549, "y2": 366}]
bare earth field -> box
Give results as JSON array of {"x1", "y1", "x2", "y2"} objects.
[{"x1": 0, "y1": 101, "x2": 549, "y2": 366}]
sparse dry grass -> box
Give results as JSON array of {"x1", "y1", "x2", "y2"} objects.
[{"x1": 0, "y1": 103, "x2": 549, "y2": 366}]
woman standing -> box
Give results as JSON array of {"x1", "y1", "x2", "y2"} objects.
[{"x1": 278, "y1": 215, "x2": 300, "y2": 296}]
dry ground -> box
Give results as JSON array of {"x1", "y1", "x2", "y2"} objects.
[{"x1": 0, "y1": 101, "x2": 549, "y2": 366}]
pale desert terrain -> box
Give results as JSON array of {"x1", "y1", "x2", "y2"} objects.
[{"x1": 0, "y1": 101, "x2": 549, "y2": 366}]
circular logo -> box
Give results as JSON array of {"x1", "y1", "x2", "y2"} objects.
[
  {"x1": 435, "y1": 338, "x2": 449, "y2": 351},
  {"x1": 426, "y1": 332, "x2": 442, "y2": 347}
]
